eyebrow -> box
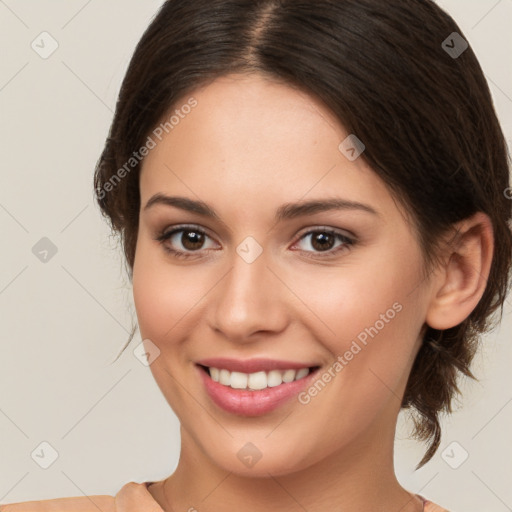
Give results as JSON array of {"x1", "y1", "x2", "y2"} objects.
[{"x1": 143, "y1": 193, "x2": 379, "y2": 221}]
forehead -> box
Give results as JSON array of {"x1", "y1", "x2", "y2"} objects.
[{"x1": 139, "y1": 73, "x2": 396, "y2": 221}]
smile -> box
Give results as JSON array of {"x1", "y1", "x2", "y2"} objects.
[
  {"x1": 195, "y1": 358, "x2": 321, "y2": 416},
  {"x1": 204, "y1": 366, "x2": 312, "y2": 390}
]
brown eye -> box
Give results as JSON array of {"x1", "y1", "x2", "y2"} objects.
[
  {"x1": 310, "y1": 232, "x2": 336, "y2": 251},
  {"x1": 294, "y1": 229, "x2": 354, "y2": 256},
  {"x1": 156, "y1": 225, "x2": 218, "y2": 257},
  {"x1": 178, "y1": 230, "x2": 205, "y2": 250}
]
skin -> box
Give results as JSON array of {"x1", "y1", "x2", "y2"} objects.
[{"x1": 131, "y1": 73, "x2": 493, "y2": 512}]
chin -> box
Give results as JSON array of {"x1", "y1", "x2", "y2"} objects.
[{"x1": 202, "y1": 438, "x2": 319, "y2": 478}]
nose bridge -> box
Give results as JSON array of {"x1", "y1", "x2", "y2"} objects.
[{"x1": 209, "y1": 238, "x2": 286, "y2": 338}]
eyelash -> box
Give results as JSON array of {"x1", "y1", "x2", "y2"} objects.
[{"x1": 154, "y1": 224, "x2": 355, "y2": 260}]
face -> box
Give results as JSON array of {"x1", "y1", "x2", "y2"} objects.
[{"x1": 132, "y1": 73, "x2": 434, "y2": 477}]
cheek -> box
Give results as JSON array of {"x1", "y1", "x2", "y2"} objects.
[
  {"x1": 288, "y1": 244, "x2": 425, "y2": 407},
  {"x1": 132, "y1": 238, "x2": 214, "y2": 344},
  {"x1": 289, "y1": 248, "x2": 421, "y2": 347}
]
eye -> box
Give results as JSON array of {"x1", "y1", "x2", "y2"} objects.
[
  {"x1": 155, "y1": 225, "x2": 218, "y2": 259},
  {"x1": 291, "y1": 228, "x2": 354, "y2": 258},
  {"x1": 154, "y1": 225, "x2": 355, "y2": 260}
]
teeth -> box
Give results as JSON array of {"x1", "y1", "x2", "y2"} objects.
[
  {"x1": 206, "y1": 366, "x2": 312, "y2": 390},
  {"x1": 230, "y1": 371, "x2": 248, "y2": 389},
  {"x1": 296, "y1": 368, "x2": 309, "y2": 380},
  {"x1": 282, "y1": 369, "x2": 296, "y2": 383},
  {"x1": 267, "y1": 370, "x2": 283, "y2": 387},
  {"x1": 219, "y1": 369, "x2": 230, "y2": 386}
]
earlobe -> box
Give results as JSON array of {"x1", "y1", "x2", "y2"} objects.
[{"x1": 425, "y1": 212, "x2": 494, "y2": 331}]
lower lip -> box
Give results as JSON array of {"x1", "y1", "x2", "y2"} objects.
[{"x1": 196, "y1": 365, "x2": 319, "y2": 416}]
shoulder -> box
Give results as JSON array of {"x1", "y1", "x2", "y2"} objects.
[
  {"x1": 0, "y1": 481, "x2": 159, "y2": 512},
  {"x1": 424, "y1": 500, "x2": 451, "y2": 511},
  {"x1": 0, "y1": 494, "x2": 115, "y2": 512}
]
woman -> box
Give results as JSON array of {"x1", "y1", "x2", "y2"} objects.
[{"x1": 2, "y1": 0, "x2": 510, "y2": 510}]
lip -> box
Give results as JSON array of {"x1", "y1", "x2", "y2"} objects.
[
  {"x1": 195, "y1": 357, "x2": 319, "y2": 373},
  {"x1": 196, "y1": 363, "x2": 320, "y2": 416}
]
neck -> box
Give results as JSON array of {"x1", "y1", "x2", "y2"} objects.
[{"x1": 159, "y1": 417, "x2": 422, "y2": 512}]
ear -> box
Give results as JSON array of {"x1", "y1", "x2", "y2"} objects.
[{"x1": 425, "y1": 212, "x2": 494, "y2": 330}]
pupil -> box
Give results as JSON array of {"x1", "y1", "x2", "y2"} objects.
[
  {"x1": 182, "y1": 230, "x2": 204, "y2": 250},
  {"x1": 312, "y1": 232, "x2": 334, "y2": 251}
]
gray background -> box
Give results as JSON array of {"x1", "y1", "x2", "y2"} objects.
[{"x1": 0, "y1": 1, "x2": 511, "y2": 510}]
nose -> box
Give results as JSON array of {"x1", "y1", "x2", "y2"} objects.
[{"x1": 207, "y1": 245, "x2": 289, "y2": 343}]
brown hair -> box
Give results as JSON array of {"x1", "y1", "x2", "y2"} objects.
[{"x1": 93, "y1": 0, "x2": 512, "y2": 467}]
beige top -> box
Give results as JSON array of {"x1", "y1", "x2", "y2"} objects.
[{"x1": 0, "y1": 481, "x2": 450, "y2": 511}]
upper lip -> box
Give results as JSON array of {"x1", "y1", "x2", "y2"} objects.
[{"x1": 196, "y1": 357, "x2": 319, "y2": 373}]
